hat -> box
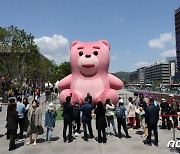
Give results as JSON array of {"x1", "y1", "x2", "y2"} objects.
[
  {"x1": 169, "y1": 94, "x2": 174, "y2": 97},
  {"x1": 119, "y1": 99, "x2": 124, "y2": 103},
  {"x1": 48, "y1": 103, "x2": 54, "y2": 110},
  {"x1": 161, "y1": 98, "x2": 166, "y2": 102}
]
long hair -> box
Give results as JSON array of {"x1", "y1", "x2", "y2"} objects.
[
  {"x1": 96, "y1": 101, "x2": 105, "y2": 113},
  {"x1": 32, "y1": 99, "x2": 39, "y2": 107},
  {"x1": 23, "y1": 97, "x2": 29, "y2": 106},
  {"x1": 105, "y1": 99, "x2": 111, "y2": 106},
  {"x1": 8, "y1": 103, "x2": 17, "y2": 115}
]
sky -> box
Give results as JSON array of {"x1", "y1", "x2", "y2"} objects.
[{"x1": 0, "y1": 0, "x2": 180, "y2": 72}]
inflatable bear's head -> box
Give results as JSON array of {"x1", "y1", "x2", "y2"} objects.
[{"x1": 70, "y1": 40, "x2": 110, "y2": 77}]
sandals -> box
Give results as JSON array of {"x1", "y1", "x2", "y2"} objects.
[
  {"x1": 27, "y1": 141, "x2": 33, "y2": 145},
  {"x1": 33, "y1": 142, "x2": 36, "y2": 146}
]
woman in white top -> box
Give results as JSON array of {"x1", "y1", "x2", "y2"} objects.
[
  {"x1": 105, "y1": 99, "x2": 117, "y2": 136},
  {"x1": 127, "y1": 97, "x2": 136, "y2": 129}
]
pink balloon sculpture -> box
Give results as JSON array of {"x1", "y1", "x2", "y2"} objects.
[{"x1": 58, "y1": 40, "x2": 123, "y2": 105}]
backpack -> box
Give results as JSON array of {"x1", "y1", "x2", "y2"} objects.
[{"x1": 115, "y1": 106, "x2": 125, "y2": 118}]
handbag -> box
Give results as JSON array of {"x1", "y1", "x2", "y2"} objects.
[
  {"x1": 145, "y1": 127, "x2": 148, "y2": 136},
  {"x1": 135, "y1": 108, "x2": 141, "y2": 115}
]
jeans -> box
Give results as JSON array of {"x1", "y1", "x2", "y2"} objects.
[
  {"x1": 82, "y1": 120, "x2": 93, "y2": 139},
  {"x1": 106, "y1": 117, "x2": 116, "y2": 134},
  {"x1": 18, "y1": 118, "x2": 24, "y2": 139},
  {"x1": 46, "y1": 127, "x2": 53, "y2": 141},
  {"x1": 117, "y1": 118, "x2": 129, "y2": 136},
  {"x1": 147, "y1": 124, "x2": 158, "y2": 144}
]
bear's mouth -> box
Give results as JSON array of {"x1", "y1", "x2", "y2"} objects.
[{"x1": 82, "y1": 64, "x2": 95, "y2": 68}]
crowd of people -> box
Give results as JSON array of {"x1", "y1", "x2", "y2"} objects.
[
  {"x1": 4, "y1": 92, "x2": 180, "y2": 151},
  {"x1": 6, "y1": 97, "x2": 57, "y2": 151}
]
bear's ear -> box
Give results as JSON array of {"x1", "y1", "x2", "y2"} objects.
[
  {"x1": 99, "y1": 40, "x2": 110, "y2": 49},
  {"x1": 70, "y1": 40, "x2": 80, "y2": 49}
]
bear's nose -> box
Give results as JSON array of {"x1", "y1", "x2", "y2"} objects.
[{"x1": 85, "y1": 54, "x2": 91, "y2": 58}]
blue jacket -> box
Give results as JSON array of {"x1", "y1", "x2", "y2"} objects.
[
  {"x1": 16, "y1": 102, "x2": 26, "y2": 118},
  {"x1": 45, "y1": 110, "x2": 57, "y2": 128},
  {"x1": 80, "y1": 103, "x2": 93, "y2": 122}
]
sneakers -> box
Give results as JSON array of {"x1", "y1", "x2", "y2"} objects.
[
  {"x1": 89, "y1": 135, "x2": 94, "y2": 139},
  {"x1": 64, "y1": 139, "x2": 67, "y2": 142},
  {"x1": 19, "y1": 139, "x2": 25, "y2": 142},
  {"x1": 84, "y1": 138, "x2": 88, "y2": 141},
  {"x1": 75, "y1": 132, "x2": 79, "y2": 137}
]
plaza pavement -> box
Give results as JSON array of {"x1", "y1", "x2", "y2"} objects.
[{"x1": 0, "y1": 89, "x2": 179, "y2": 154}]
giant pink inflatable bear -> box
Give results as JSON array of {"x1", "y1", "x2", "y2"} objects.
[{"x1": 58, "y1": 40, "x2": 123, "y2": 106}]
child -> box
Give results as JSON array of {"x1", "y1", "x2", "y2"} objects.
[{"x1": 45, "y1": 103, "x2": 57, "y2": 142}]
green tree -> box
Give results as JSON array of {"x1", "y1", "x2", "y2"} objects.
[{"x1": 53, "y1": 62, "x2": 71, "y2": 82}]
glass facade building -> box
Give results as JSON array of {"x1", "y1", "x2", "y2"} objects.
[{"x1": 175, "y1": 7, "x2": 180, "y2": 72}]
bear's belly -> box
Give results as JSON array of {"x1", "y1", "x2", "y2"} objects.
[{"x1": 73, "y1": 77, "x2": 105, "y2": 100}]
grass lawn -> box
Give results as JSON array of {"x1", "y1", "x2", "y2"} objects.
[{"x1": 56, "y1": 107, "x2": 63, "y2": 120}]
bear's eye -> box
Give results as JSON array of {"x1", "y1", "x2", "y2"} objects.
[
  {"x1": 93, "y1": 51, "x2": 98, "y2": 56},
  {"x1": 79, "y1": 51, "x2": 83, "y2": 56}
]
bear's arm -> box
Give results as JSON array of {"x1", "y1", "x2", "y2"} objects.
[
  {"x1": 108, "y1": 74, "x2": 124, "y2": 90},
  {"x1": 58, "y1": 74, "x2": 72, "y2": 90}
]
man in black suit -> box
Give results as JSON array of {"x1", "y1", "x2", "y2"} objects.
[{"x1": 145, "y1": 98, "x2": 160, "y2": 146}]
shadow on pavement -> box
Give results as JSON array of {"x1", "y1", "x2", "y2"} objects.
[
  {"x1": 0, "y1": 134, "x2": 4, "y2": 138},
  {"x1": 51, "y1": 136, "x2": 60, "y2": 142},
  {"x1": 16, "y1": 142, "x2": 25, "y2": 149},
  {"x1": 37, "y1": 138, "x2": 45, "y2": 143},
  {"x1": 135, "y1": 130, "x2": 143, "y2": 136}
]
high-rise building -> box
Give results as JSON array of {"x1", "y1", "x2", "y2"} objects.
[
  {"x1": 145, "y1": 62, "x2": 170, "y2": 85},
  {"x1": 175, "y1": 7, "x2": 180, "y2": 72},
  {"x1": 130, "y1": 67, "x2": 146, "y2": 84}
]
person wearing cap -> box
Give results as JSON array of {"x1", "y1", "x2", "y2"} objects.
[
  {"x1": 169, "y1": 94, "x2": 178, "y2": 128},
  {"x1": 160, "y1": 98, "x2": 171, "y2": 130},
  {"x1": 145, "y1": 98, "x2": 160, "y2": 146},
  {"x1": 45, "y1": 103, "x2": 57, "y2": 143},
  {"x1": 116, "y1": 99, "x2": 131, "y2": 139}
]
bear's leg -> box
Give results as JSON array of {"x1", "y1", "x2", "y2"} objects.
[
  {"x1": 59, "y1": 89, "x2": 83, "y2": 106},
  {"x1": 96, "y1": 89, "x2": 119, "y2": 106}
]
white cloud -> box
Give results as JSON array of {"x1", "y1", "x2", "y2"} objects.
[
  {"x1": 160, "y1": 49, "x2": 176, "y2": 57},
  {"x1": 148, "y1": 33, "x2": 175, "y2": 49},
  {"x1": 34, "y1": 34, "x2": 70, "y2": 64},
  {"x1": 135, "y1": 61, "x2": 153, "y2": 68},
  {"x1": 111, "y1": 55, "x2": 119, "y2": 60},
  {"x1": 113, "y1": 17, "x2": 124, "y2": 23}
]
